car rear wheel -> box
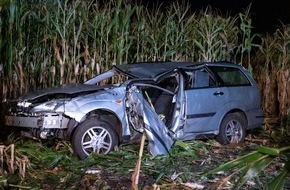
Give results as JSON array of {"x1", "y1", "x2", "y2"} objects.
[
  {"x1": 72, "y1": 118, "x2": 118, "y2": 160},
  {"x1": 217, "y1": 113, "x2": 246, "y2": 145}
]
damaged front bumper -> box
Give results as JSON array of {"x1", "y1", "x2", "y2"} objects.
[{"x1": 5, "y1": 113, "x2": 69, "y2": 129}]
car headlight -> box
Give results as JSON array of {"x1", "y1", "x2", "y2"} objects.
[
  {"x1": 31, "y1": 101, "x2": 64, "y2": 112},
  {"x1": 17, "y1": 101, "x2": 32, "y2": 107}
]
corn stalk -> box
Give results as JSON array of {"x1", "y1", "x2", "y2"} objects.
[
  {"x1": 274, "y1": 25, "x2": 290, "y2": 120},
  {"x1": 238, "y1": 4, "x2": 260, "y2": 70},
  {"x1": 0, "y1": 0, "x2": 267, "y2": 116},
  {"x1": 193, "y1": 7, "x2": 240, "y2": 62}
]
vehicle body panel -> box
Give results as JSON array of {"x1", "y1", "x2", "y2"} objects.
[{"x1": 184, "y1": 87, "x2": 228, "y2": 132}]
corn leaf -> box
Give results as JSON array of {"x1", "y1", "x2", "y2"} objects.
[
  {"x1": 194, "y1": 39, "x2": 205, "y2": 52},
  {"x1": 173, "y1": 140, "x2": 196, "y2": 157},
  {"x1": 205, "y1": 151, "x2": 263, "y2": 175},
  {"x1": 0, "y1": 176, "x2": 8, "y2": 187},
  {"x1": 235, "y1": 155, "x2": 274, "y2": 189},
  {"x1": 266, "y1": 169, "x2": 288, "y2": 190},
  {"x1": 258, "y1": 145, "x2": 290, "y2": 156}
]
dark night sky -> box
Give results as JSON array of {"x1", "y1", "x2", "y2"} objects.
[{"x1": 141, "y1": 0, "x2": 290, "y2": 34}]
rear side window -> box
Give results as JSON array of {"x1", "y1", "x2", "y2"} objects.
[
  {"x1": 209, "y1": 66, "x2": 251, "y2": 86},
  {"x1": 186, "y1": 69, "x2": 216, "y2": 89}
]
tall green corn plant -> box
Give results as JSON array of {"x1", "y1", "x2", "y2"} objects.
[
  {"x1": 88, "y1": 0, "x2": 133, "y2": 73},
  {"x1": 108, "y1": 0, "x2": 135, "y2": 66},
  {"x1": 34, "y1": 1, "x2": 53, "y2": 87},
  {"x1": 86, "y1": 0, "x2": 136, "y2": 83},
  {"x1": 194, "y1": 8, "x2": 230, "y2": 62},
  {"x1": 82, "y1": 1, "x2": 105, "y2": 79},
  {"x1": 237, "y1": 4, "x2": 260, "y2": 70},
  {"x1": 0, "y1": 0, "x2": 15, "y2": 100},
  {"x1": 133, "y1": 4, "x2": 146, "y2": 62},
  {"x1": 93, "y1": 2, "x2": 114, "y2": 72},
  {"x1": 112, "y1": 0, "x2": 135, "y2": 65},
  {"x1": 47, "y1": 0, "x2": 81, "y2": 85},
  {"x1": 175, "y1": 4, "x2": 198, "y2": 61},
  {"x1": 70, "y1": 0, "x2": 86, "y2": 83},
  {"x1": 216, "y1": 16, "x2": 239, "y2": 62},
  {"x1": 13, "y1": 1, "x2": 30, "y2": 95},
  {"x1": 23, "y1": 2, "x2": 50, "y2": 90},
  {"x1": 162, "y1": 6, "x2": 177, "y2": 61},
  {"x1": 162, "y1": 1, "x2": 195, "y2": 61},
  {"x1": 120, "y1": 3, "x2": 135, "y2": 64},
  {"x1": 143, "y1": 5, "x2": 166, "y2": 61},
  {"x1": 1, "y1": 0, "x2": 15, "y2": 77},
  {"x1": 109, "y1": 0, "x2": 120, "y2": 66},
  {"x1": 0, "y1": 0, "x2": 31, "y2": 97},
  {"x1": 193, "y1": 7, "x2": 255, "y2": 63}
]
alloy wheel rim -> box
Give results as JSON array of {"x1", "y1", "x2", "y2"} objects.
[
  {"x1": 225, "y1": 120, "x2": 243, "y2": 143},
  {"x1": 81, "y1": 126, "x2": 112, "y2": 155}
]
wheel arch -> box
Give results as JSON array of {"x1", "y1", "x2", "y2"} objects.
[
  {"x1": 226, "y1": 109, "x2": 248, "y2": 126},
  {"x1": 217, "y1": 109, "x2": 248, "y2": 132},
  {"x1": 67, "y1": 109, "x2": 123, "y2": 142}
]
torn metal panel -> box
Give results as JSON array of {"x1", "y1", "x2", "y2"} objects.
[
  {"x1": 143, "y1": 101, "x2": 174, "y2": 156},
  {"x1": 127, "y1": 86, "x2": 173, "y2": 156}
]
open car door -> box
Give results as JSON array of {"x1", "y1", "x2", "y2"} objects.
[{"x1": 126, "y1": 84, "x2": 174, "y2": 156}]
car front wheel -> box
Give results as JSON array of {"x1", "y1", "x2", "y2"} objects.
[
  {"x1": 72, "y1": 118, "x2": 118, "y2": 160},
  {"x1": 217, "y1": 113, "x2": 246, "y2": 145}
]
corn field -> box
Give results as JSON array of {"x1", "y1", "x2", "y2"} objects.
[
  {"x1": 254, "y1": 25, "x2": 290, "y2": 123},
  {"x1": 0, "y1": 0, "x2": 289, "y2": 122}
]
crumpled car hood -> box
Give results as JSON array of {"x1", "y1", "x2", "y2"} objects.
[{"x1": 18, "y1": 84, "x2": 104, "y2": 102}]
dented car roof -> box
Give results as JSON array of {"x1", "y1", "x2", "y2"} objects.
[
  {"x1": 113, "y1": 61, "x2": 242, "y2": 79},
  {"x1": 114, "y1": 61, "x2": 197, "y2": 78}
]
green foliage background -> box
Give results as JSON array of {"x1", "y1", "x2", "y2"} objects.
[{"x1": 0, "y1": 0, "x2": 255, "y2": 93}]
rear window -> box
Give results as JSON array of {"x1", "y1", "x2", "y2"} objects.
[{"x1": 209, "y1": 66, "x2": 251, "y2": 86}]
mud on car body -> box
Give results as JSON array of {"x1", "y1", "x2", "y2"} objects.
[{"x1": 4, "y1": 61, "x2": 264, "y2": 159}]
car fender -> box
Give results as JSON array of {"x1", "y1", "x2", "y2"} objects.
[{"x1": 57, "y1": 87, "x2": 131, "y2": 136}]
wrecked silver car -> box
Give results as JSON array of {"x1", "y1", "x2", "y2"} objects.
[{"x1": 4, "y1": 61, "x2": 264, "y2": 159}]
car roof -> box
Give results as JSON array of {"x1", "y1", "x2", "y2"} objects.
[{"x1": 114, "y1": 61, "x2": 240, "y2": 79}]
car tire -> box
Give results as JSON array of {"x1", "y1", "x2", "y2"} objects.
[
  {"x1": 71, "y1": 118, "x2": 118, "y2": 160},
  {"x1": 217, "y1": 113, "x2": 246, "y2": 145}
]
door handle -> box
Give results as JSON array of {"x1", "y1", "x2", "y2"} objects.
[{"x1": 213, "y1": 91, "x2": 224, "y2": 96}]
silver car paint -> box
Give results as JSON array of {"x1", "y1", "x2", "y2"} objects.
[{"x1": 126, "y1": 86, "x2": 173, "y2": 155}]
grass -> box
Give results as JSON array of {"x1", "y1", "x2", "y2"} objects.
[{"x1": 0, "y1": 129, "x2": 286, "y2": 190}]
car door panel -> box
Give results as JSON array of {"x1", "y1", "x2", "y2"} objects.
[{"x1": 184, "y1": 87, "x2": 228, "y2": 133}]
